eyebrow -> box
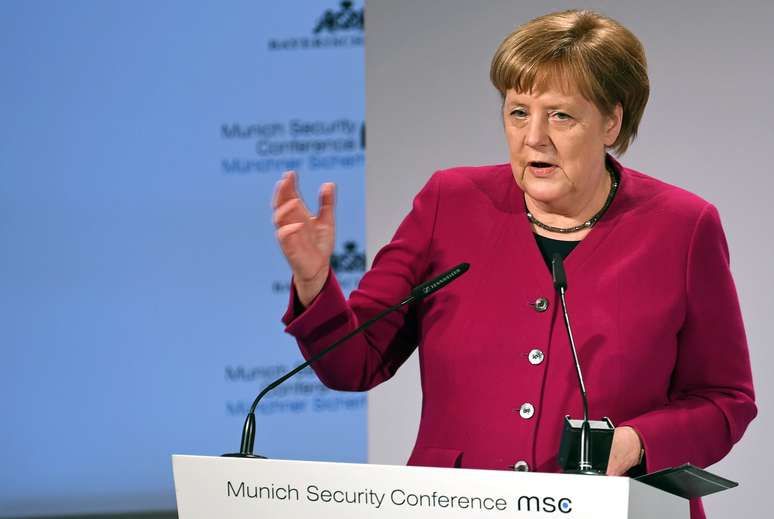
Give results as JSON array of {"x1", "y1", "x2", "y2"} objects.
[{"x1": 505, "y1": 99, "x2": 576, "y2": 111}]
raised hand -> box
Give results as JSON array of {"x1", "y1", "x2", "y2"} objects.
[{"x1": 272, "y1": 171, "x2": 336, "y2": 307}]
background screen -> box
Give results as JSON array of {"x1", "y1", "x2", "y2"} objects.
[{"x1": 0, "y1": 1, "x2": 366, "y2": 516}]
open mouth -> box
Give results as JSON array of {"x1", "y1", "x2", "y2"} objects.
[{"x1": 529, "y1": 161, "x2": 556, "y2": 169}]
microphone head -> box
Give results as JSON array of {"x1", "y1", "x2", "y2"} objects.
[
  {"x1": 410, "y1": 262, "x2": 470, "y2": 302},
  {"x1": 551, "y1": 253, "x2": 567, "y2": 291}
]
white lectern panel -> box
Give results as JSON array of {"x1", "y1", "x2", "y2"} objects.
[{"x1": 172, "y1": 455, "x2": 687, "y2": 518}]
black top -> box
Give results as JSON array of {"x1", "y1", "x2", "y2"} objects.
[{"x1": 534, "y1": 233, "x2": 580, "y2": 268}]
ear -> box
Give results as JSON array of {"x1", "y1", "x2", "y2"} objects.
[{"x1": 604, "y1": 103, "x2": 623, "y2": 147}]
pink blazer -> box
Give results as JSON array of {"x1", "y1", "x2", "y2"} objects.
[{"x1": 283, "y1": 159, "x2": 756, "y2": 519}]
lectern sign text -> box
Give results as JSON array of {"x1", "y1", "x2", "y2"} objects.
[
  {"x1": 172, "y1": 455, "x2": 686, "y2": 519},
  {"x1": 225, "y1": 479, "x2": 573, "y2": 513}
]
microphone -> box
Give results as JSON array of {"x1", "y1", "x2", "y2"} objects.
[
  {"x1": 224, "y1": 262, "x2": 470, "y2": 458},
  {"x1": 551, "y1": 254, "x2": 614, "y2": 475},
  {"x1": 406, "y1": 262, "x2": 469, "y2": 304},
  {"x1": 551, "y1": 253, "x2": 567, "y2": 290}
]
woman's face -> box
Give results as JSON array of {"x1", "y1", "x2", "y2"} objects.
[{"x1": 502, "y1": 87, "x2": 622, "y2": 211}]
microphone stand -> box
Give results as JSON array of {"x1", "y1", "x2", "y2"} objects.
[
  {"x1": 552, "y1": 254, "x2": 613, "y2": 475},
  {"x1": 223, "y1": 297, "x2": 411, "y2": 458},
  {"x1": 223, "y1": 262, "x2": 470, "y2": 458},
  {"x1": 557, "y1": 283, "x2": 595, "y2": 473}
]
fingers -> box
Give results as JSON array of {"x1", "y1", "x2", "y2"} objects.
[
  {"x1": 606, "y1": 429, "x2": 624, "y2": 476},
  {"x1": 272, "y1": 171, "x2": 334, "y2": 287},
  {"x1": 273, "y1": 197, "x2": 311, "y2": 227},
  {"x1": 317, "y1": 182, "x2": 336, "y2": 225},
  {"x1": 272, "y1": 171, "x2": 310, "y2": 227},
  {"x1": 605, "y1": 426, "x2": 642, "y2": 476},
  {"x1": 275, "y1": 221, "x2": 305, "y2": 244},
  {"x1": 272, "y1": 172, "x2": 337, "y2": 228},
  {"x1": 606, "y1": 456, "x2": 625, "y2": 476},
  {"x1": 272, "y1": 170, "x2": 300, "y2": 209}
]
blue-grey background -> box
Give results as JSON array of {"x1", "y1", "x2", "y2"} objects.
[{"x1": 0, "y1": 1, "x2": 365, "y2": 517}]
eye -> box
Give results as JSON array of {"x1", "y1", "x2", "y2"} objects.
[
  {"x1": 509, "y1": 107, "x2": 528, "y2": 118},
  {"x1": 551, "y1": 111, "x2": 572, "y2": 121}
]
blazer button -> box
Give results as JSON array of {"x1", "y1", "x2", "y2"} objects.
[
  {"x1": 519, "y1": 402, "x2": 535, "y2": 419},
  {"x1": 528, "y1": 349, "x2": 545, "y2": 365},
  {"x1": 531, "y1": 297, "x2": 549, "y2": 312},
  {"x1": 512, "y1": 460, "x2": 530, "y2": 472}
]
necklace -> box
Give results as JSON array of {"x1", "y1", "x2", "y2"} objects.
[{"x1": 526, "y1": 165, "x2": 619, "y2": 234}]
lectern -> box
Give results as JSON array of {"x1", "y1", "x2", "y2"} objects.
[{"x1": 172, "y1": 455, "x2": 688, "y2": 518}]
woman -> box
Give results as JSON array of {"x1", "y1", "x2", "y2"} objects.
[{"x1": 272, "y1": 10, "x2": 756, "y2": 519}]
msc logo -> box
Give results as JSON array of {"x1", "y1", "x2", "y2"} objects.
[
  {"x1": 314, "y1": 1, "x2": 364, "y2": 33},
  {"x1": 516, "y1": 495, "x2": 572, "y2": 514},
  {"x1": 330, "y1": 241, "x2": 365, "y2": 273}
]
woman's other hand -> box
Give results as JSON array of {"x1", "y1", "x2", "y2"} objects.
[
  {"x1": 272, "y1": 171, "x2": 336, "y2": 306},
  {"x1": 606, "y1": 426, "x2": 643, "y2": 476}
]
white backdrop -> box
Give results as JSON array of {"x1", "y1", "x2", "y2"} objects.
[{"x1": 365, "y1": 1, "x2": 774, "y2": 517}]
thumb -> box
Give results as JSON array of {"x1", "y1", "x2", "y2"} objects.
[{"x1": 317, "y1": 182, "x2": 336, "y2": 225}]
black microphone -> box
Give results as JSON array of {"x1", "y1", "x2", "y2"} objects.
[
  {"x1": 552, "y1": 254, "x2": 614, "y2": 475},
  {"x1": 406, "y1": 262, "x2": 469, "y2": 304},
  {"x1": 224, "y1": 262, "x2": 470, "y2": 458},
  {"x1": 551, "y1": 253, "x2": 567, "y2": 291}
]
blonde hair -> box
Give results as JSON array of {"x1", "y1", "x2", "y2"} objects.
[{"x1": 490, "y1": 10, "x2": 649, "y2": 155}]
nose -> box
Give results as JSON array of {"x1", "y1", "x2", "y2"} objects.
[{"x1": 524, "y1": 116, "x2": 550, "y2": 149}]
